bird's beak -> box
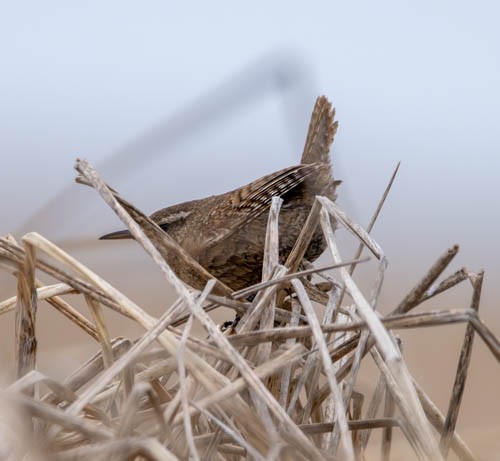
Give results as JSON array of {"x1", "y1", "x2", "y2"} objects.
[{"x1": 99, "y1": 229, "x2": 133, "y2": 240}]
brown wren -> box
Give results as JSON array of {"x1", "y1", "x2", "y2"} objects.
[{"x1": 100, "y1": 96, "x2": 340, "y2": 291}]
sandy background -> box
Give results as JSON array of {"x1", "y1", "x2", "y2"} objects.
[{"x1": 1, "y1": 2, "x2": 499, "y2": 458}]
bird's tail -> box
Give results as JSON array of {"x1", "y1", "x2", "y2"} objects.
[{"x1": 300, "y1": 96, "x2": 338, "y2": 165}]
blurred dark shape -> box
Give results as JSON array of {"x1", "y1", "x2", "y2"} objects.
[{"x1": 18, "y1": 51, "x2": 317, "y2": 247}]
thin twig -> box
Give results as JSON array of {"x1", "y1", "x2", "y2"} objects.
[{"x1": 440, "y1": 271, "x2": 484, "y2": 456}]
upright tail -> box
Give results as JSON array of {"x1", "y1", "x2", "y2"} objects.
[{"x1": 300, "y1": 96, "x2": 338, "y2": 165}]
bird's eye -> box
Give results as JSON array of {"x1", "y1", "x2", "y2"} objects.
[{"x1": 158, "y1": 210, "x2": 193, "y2": 232}]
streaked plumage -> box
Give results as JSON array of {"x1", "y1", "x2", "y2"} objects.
[{"x1": 101, "y1": 96, "x2": 340, "y2": 291}]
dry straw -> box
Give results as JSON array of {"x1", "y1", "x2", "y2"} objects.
[{"x1": 0, "y1": 157, "x2": 498, "y2": 461}]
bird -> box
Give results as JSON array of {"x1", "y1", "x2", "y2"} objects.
[{"x1": 100, "y1": 96, "x2": 340, "y2": 292}]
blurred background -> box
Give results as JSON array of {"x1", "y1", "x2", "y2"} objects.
[{"x1": 1, "y1": 1, "x2": 499, "y2": 458}]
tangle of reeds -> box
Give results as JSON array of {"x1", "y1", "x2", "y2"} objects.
[{"x1": 0, "y1": 158, "x2": 498, "y2": 460}]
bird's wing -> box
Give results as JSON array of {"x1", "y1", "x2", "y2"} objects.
[
  {"x1": 201, "y1": 162, "x2": 328, "y2": 248},
  {"x1": 231, "y1": 163, "x2": 326, "y2": 214},
  {"x1": 300, "y1": 96, "x2": 338, "y2": 165}
]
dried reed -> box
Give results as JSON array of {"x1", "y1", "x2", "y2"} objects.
[{"x1": 0, "y1": 158, "x2": 498, "y2": 461}]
